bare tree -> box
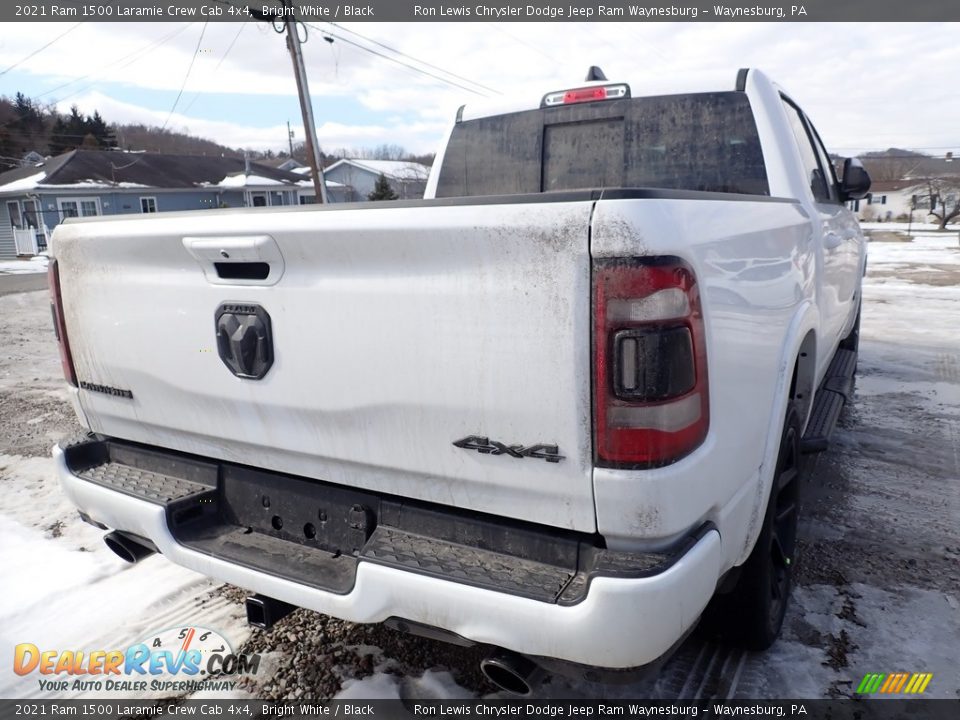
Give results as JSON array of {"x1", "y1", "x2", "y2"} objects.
[
  {"x1": 923, "y1": 177, "x2": 960, "y2": 229},
  {"x1": 860, "y1": 149, "x2": 929, "y2": 182}
]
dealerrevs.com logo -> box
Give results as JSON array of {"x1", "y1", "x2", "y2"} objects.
[{"x1": 13, "y1": 626, "x2": 260, "y2": 693}]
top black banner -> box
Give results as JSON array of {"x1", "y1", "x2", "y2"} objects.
[{"x1": 3, "y1": 0, "x2": 960, "y2": 22}]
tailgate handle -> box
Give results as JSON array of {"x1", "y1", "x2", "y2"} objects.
[
  {"x1": 214, "y1": 262, "x2": 270, "y2": 281},
  {"x1": 183, "y1": 235, "x2": 284, "y2": 286}
]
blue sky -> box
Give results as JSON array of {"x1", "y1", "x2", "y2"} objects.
[{"x1": 0, "y1": 21, "x2": 958, "y2": 158}]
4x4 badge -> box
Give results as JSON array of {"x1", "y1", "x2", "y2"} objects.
[{"x1": 453, "y1": 435, "x2": 564, "y2": 463}]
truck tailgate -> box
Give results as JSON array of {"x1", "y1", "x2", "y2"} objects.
[{"x1": 53, "y1": 200, "x2": 596, "y2": 531}]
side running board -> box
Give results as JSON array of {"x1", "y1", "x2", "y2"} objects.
[{"x1": 801, "y1": 348, "x2": 857, "y2": 454}]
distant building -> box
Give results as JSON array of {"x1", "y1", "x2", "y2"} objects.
[
  {"x1": 262, "y1": 157, "x2": 305, "y2": 173},
  {"x1": 848, "y1": 179, "x2": 957, "y2": 223},
  {"x1": 0, "y1": 149, "x2": 323, "y2": 258},
  {"x1": 324, "y1": 159, "x2": 431, "y2": 201},
  {"x1": 20, "y1": 151, "x2": 46, "y2": 166}
]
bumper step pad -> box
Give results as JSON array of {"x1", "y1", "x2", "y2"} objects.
[
  {"x1": 801, "y1": 348, "x2": 857, "y2": 453},
  {"x1": 79, "y1": 462, "x2": 210, "y2": 504},
  {"x1": 362, "y1": 525, "x2": 574, "y2": 603}
]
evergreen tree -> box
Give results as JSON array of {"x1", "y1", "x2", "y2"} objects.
[{"x1": 367, "y1": 172, "x2": 399, "y2": 201}]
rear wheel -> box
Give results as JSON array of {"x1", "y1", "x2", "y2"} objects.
[
  {"x1": 727, "y1": 402, "x2": 802, "y2": 650},
  {"x1": 839, "y1": 301, "x2": 861, "y2": 353}
]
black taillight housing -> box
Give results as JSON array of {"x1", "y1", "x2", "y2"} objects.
[{"x1": 594, "y1": 257, "x2": 709, "y2": 467}]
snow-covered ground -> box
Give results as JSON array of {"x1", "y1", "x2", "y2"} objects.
[
  {"x1": 0, "y1": 454, "x2": 254, "y2": 700},
  {"x1": 0, "y1": 255, "x2": 48, "y2": 274},
  {"x1": 0, "y1": 225, "x2": 957, "y2": 701}
]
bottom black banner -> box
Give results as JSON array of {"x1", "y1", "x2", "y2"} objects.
[{"x1": 1, "y1": 700, "x2": 959, "y2": 720}]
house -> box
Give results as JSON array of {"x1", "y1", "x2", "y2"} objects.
[
  {"x1": 289, "y1": 166, "x2": 351, "y2": 204},
  {"x1": 853, "y1": 152, "x2": 960, "y2": 223},
  {"x1": 323, "y1": 159, "x2": 431, "y2": 201},
  {"x1": 0, "y1": 149, "x2": 319, "y2": 258},
  {"x1": 849, "y1": 180, "x2": 921, "y2": 222},
  {"x1": 262, "y1": 157, "x2": 305, "y2": 173},
  {"x1": 20, "y1": 151, "x2": 46, "y2": 166},
  {"x1": 848, "y1": 179, "x2": 959, "y2": 223}
]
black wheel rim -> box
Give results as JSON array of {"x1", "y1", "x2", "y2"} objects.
[{"x1": 769, "y1": 423, "x2": 799, "y2": 631}]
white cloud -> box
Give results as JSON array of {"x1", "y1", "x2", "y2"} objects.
[
  {"x1": 4, "y1": 21, "x2": 960, "y2": 157},
  {"x1": 57, "y1": 90, "x2": 448, "y2": 154}
]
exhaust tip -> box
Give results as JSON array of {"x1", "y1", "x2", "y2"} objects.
[
  {"x1": 480, "y1": 651, "x2": 543, "y2": 696},
  {"x1": 104, "y1": 531, "x2": 155, "y2": 564}
]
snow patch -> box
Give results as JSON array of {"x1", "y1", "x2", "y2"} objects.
[
  {"x1": 0, "y1": 453, "x2": 252, "y2": 700},
  {"x1": 0, "y1": 256, "x2": 48, "y2": 274}
]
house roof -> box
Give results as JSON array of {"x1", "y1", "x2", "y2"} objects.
[
  {"x1": 0, "y1": 149, "x2": 308, "y2": 194},
  {"x1": 867, "y1": 180, "x2": 925, "y2": 193},
  {"x1": 261, "y1": 157, "x2": 305, "y2": 170},
  {"x1": 324, "y1": 158, "x2": 430, "y2": 181}
]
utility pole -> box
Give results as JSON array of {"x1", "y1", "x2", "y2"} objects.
[
  {"x1": 286, "y1": 120, "x2": 295, "y2": 158},
  {"x1": 284, "y1": 9, "x2": 328, "y2": 204},
  {"x1": 252, "y1": 1, "x2": 328, "y2": 204}
]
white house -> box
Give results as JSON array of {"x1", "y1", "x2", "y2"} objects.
[
  {"x1": 323, "y1": 159, "x2": 431, "y2": 201},
  {"x1": 849, "y1": 180, "x2": 956, "y2": 223}
]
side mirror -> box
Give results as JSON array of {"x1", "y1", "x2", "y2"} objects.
[{"x1": 839, "y1": 158, "x2": 871, "y2": 201}]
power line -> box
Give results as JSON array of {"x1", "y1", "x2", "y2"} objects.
[
  {"x1": 0, "y1": 23, "x2": 83, "y2": 78},
  {"x1": 209, "y1": 0, "x2": 490, "y2": 96},
  {"x1": 302, "y1": 22, "x2": 490, "y2": 97},
  {"x1": 181, "y1": 21, "x2": 248, "y2": 115},
  {"x1": 160, "y1": 22, "x2": 209, "y2": 132},
  {"x1": 0, "y1": 24, "x2": 192, "y2": 135},
  {"x1": 324, "y1": 22, "x2": 500, "y2": 95},
  {"x1": 36, "y1": 24, "x2": 192, "y2": 103},
  {"x1": 110, "y1": 22, "x2": 208, "y2": 172}
]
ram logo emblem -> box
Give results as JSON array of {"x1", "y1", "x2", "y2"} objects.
[{"x1": 215, "y1": 303, "x2": 274, "y2": 380}]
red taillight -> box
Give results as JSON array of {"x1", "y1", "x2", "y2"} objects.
[
  {"x1": 564, "y1": 87, "x2": 607, "y2": 104},
  {"x1": 48, "y1": 259, "x2": 77, "y2": 387},
  {"x1": 593, "y1": 258, "x2": 708, "y2": 467}
]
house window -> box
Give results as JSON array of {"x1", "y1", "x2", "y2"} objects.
[
  {"x1": 867, "y1": 194, "x2": 887, "y2": 205},
  {"x1": 6, "y1": 201, "x2": 21, "y2": 228},
  {"x1": 58, "y1": 197, "x2": 101, "y2": 220},
  {"x1": 140, "y1": 197, "x2": 157, "y2": 213},
  {"x1": 22, "y1": 199, "x2": 46, "y2": 250},
  {"x1": 249, "y1": 192, "x2": 268, "y2": 207}
]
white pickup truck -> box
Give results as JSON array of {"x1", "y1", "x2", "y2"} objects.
[{"x1": 51, "y1": 68, "x2": 870, "y2": 694}]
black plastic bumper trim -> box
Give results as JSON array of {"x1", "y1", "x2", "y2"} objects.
[{"x1": 61, "y1": 435, "x2": 710, "y2": 605}]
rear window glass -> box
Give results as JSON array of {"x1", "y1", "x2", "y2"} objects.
[{"x1": 436, "y1": 91, "x2": 769, "y2": 198}]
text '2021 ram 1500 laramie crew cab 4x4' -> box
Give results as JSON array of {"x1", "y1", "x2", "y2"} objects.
[{"x1": 50, "y1": 67, "x2": 870, "y2": 694}]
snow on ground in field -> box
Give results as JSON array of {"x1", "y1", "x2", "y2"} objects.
[
  {"x1": 731, "y1": 584, "x2": 960, "y2": 699},
  {"x1": 862, "y1": 232, "x2": 960, "y2": 348},
  {"x1": 865, "y1": 230, "x2": 960, "y2": 268},
  {"x1": 0, "y1": 454, "x2": 253, "y2": 700},
  {"x1": 337, "y1": 667, "x2": 475, "y2": 701},
  {"x1": 0, "y1": 255, "x2": 48, "y2": 274}
]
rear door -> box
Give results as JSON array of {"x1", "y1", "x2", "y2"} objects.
[{"x1": 780, "y1": 96, "x2": 860, "y2": 369}]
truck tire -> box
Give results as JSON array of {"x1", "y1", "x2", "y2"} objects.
[
  {"x1": 838, "y1": 301, "x2": 861, "y2": 353},
  {"x1": 728, "y1": 401, "x2": 802, "y2": 650}
]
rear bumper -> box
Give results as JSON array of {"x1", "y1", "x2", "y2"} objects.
[{"x1": 55, "y1": 438, "x2": 723, "y2": 669}]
